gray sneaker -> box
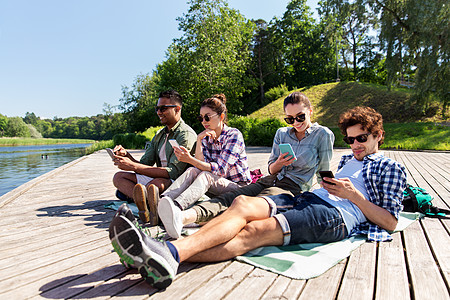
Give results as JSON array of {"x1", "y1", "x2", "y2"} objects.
[{"x1": 109, "y1": 214, "x2": 179, "y2": 289}]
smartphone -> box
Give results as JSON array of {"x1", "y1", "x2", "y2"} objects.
[
  {"x1": 168, "y1": 139, "x2": 180, "y2": 149},
  {"x1": 106, "y1": 148, "x2": 115, "y2": 160},
  {"x1": 279, "y1": 143, "x2": 297, "y2": 162},
  {"x1": 319, "y1": 171, "x2": 335, "y2": 185}
]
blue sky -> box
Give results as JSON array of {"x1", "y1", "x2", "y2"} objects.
[{"x1": 0, "y1": 0, "x2": 319, "y2": 119}]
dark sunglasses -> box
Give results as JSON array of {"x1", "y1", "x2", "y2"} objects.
[
  {"x1": 284, "y1": 113, "x2": 306, "y2": 125},
  {"x1": 155, "y1": 105, "x2": 178, "y2": 113},
  {"x1": 343, "y1": 133, "x2": 371, "y2": 144},
  {"x1": 197, "y1": 113, "x2": 218, "y2": 122}
]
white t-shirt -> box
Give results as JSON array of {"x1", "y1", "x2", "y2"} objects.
[
  {"x1": 313, "y1": 157, "x2": 367, "y2": 234},
  {"x1": 159, "y1": 133, "x2": 169, "y2": 167}
]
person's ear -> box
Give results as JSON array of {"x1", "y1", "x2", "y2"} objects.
[{"x1": 220, "y1": 113, "x2": 225, "y2": 122}]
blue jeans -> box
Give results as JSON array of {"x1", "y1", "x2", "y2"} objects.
[{"x1": 264, "y1": 192, "x2": 347, "y2": 245}]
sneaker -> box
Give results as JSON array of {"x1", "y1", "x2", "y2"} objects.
[
  {"x1": 133, "y1": 184, "x2": 150, "y2": 223},
  {"x1": 109, "y1": 214, "x2": 179, "y2": 289},
  {"x1": 115, "y1": 203, "x2": 137, "y2": 224},
  {"x1": 146, "y1": 184, "x2": 160, "y2": 226},
  {"x1": 158, "y1": 197, "x2": 183, "y2": 239}
]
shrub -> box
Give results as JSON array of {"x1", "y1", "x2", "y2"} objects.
[
  {"x1": 229, "y1": 116, "x2": 284, "y2": 146},
  {"x1": 264, "y1": 83, "x2": 290, "y2": 101},
  {"x1": 113, "y1": 133, "x2": 148, "y2": 149}
]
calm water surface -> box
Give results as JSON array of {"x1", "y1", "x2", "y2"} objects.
[{"x1": 0, "y1": 144, "x2": 92, "y2": 196}]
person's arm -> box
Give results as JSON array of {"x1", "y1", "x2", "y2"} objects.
[
  {"x1": 114, "y1": 156, "x2": 170, "y2": 178},
  {"x1": 322, "y1": 178, "x2": 398, "y2": 231},
  {"x1": 315, "y1": 128, "x2": 335, "y2": 183},
  {"x1": 267, "y1": 129, "x2": 295, "y2": 174},
  {"x1": 113, "y1": 145, "x2": 139, "y2": 163}
]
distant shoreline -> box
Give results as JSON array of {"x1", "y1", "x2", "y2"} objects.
[{"x1": 0, "y1": 137, "x2": 95, "y2": 146}]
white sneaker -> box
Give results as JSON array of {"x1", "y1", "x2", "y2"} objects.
[{"x1": 158, "y1": 197, "x2": 183, "y2": 239}]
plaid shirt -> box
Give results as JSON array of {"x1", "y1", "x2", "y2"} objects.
[
  {"x1": 338, "y1": 153, "x2": 407, "y2": 242},
  {"x1": 202, "y1": 125, "x2": 251, "y2": 184}
]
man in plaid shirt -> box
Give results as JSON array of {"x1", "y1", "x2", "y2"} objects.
[{"x1": 109, "y1": 106, "x2": 407, "y2": 289}]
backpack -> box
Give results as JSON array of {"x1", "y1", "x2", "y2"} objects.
[{"x1": 402, "y1": 184, "x2": 450, "y2": 218}]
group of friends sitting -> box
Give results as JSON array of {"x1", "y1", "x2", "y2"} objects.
[{"x1": 108, "y1": 89, "x2": 407, "y2": 290}]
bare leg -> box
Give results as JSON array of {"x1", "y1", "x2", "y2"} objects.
[
  {"x1": 113, "y1": 171, "x2": 137, "y2": 198},
  {"x1": 186, "y1": 217, "x2": 283, "y2": 262},
  {"x1": 171, "y1": 195, "x2": 272, "y2": 262}
]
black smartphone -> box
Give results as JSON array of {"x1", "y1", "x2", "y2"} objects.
[{"x1": 319, "y1": 171, "x2": 335, "y2": 185}]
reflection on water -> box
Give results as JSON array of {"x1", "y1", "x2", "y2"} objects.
[{"x1": 0, "y1": 144, "x2": 92, "y2": 196}]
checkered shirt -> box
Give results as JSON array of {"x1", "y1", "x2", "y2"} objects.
[
  {"x1": 338, "y1": 153, "x2": 407, "y2": 242},
  {"x1": 202, "y1": 125, "x2": 251, "y2": 184}
]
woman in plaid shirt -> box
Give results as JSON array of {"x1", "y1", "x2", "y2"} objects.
[{"x1": 153, "y1": 94, "x2": 251, "y2": 238}]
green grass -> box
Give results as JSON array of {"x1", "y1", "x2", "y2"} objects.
[
  {"x1": 0, "y1": 137, "x2": 95, "y2": 146},
  {"x1": 249, "y1": 81, "x2": 449, "y2": 151},
  {"x1": 330, "y1": 123, "x2": 449, "y2": 151},
  {"x1": 250, "y1": 81, "x2": 447, "y2": 126},
  {"x1": 85, "y1": 140, "x2": 114, "y2": 154}
]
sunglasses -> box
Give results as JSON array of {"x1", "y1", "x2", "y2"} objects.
[
  {"x1": 155, "y1": 105, "x2": 178, "y2": 113},
  {"x1": 284, "y1": 113, "x2": 306, "y2": 125},
  {"x1": 197, "y1": 113, "x2": 218, "y2": 122},
  {"x1": 343, "y1": 133, "x2": 371, "y2": 144}
]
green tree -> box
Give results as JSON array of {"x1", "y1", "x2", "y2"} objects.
[
  {"x1": 367, "y1": 0, "x2": 449, "y2": 113},
  {"x1": 119, "y1": 73, "x2": 160, "y2": 132},
  {"x1": 0, "y1": 114, "x2": 7, "y2": 136},
  {"x1": 5, "y1": 117, "x2": 30, "y2": 137},
  {"x1": 23, "y1": 112, "x2": 39, "y2": 126},
  {"x1": 273, "y1": 0, "x2": 335, "y2": 88},
  {"x1": 168, "y1": 0, "x2": 255, "y2": 120}
]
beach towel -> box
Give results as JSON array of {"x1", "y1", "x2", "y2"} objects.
[{"x1": 235, "y1": 212, "x2": 421, "y2": 280}]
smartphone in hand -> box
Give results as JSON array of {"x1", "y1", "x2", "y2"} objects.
[
  {"x1": 106, "y1": 148, "x2": 116, "y2": 161},
  {"x1": 279, "y1": 143, "x2": 297, "y2": 162},
  {"x1": 168, "y1": 139, "x2": 180, "y2": 149},
  {"x1": 319, "y1": 171, "x2": 335, "y2": 185}
]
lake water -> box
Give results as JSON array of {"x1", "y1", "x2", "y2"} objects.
[{"x1": 0, "y1": 143, "x2": 92, "y2": 197}]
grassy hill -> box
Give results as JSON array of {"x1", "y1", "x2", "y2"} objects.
[
  {"x1": 250, "y1": 81, "x2": 447, "y2": 126},
  {"x1": 248, "y1": 82, "x2": 449, "y2": 151}
]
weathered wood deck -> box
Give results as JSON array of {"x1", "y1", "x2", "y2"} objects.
[{"x1": 0, "y1": 148, "x2": 449, "y2": 299}]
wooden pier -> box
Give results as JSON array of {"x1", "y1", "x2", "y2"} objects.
[{"x1": 0, "y1": 148, "x2": 449, "y2": 299}]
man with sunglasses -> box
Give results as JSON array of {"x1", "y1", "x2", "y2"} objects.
[
  {"x1": 108, "y1": 106, "x2": 407, "y2": 289},
  {"x1": 111, "y1": 90, "x2": 197, "y2": 223}
]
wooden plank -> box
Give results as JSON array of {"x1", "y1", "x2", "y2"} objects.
[
  {"x1": 150, "y1": 261, "x2": 233, "y2": 299},
  {"x1": 375, "y1": 232, "x2": 410, "y2": 300},
  {"x1": 182, "y1": 262, "x2": 254, "y2": 300},
  {"x1": 0, "y1": 251, "x2": 119, "y2": 299},
  {"x1": 260, "y1": 275, "x2": 294, "y2": 299},
  {"x1": 299, "y1": 260, "x2": 346, "y2": 300},
  {"x1": 421, "y1": 218, "x2": 450, "y2": 289},
  {"x1": 403, "y1": 220, "x2": 449, "y2": 299},
  {"x1": 338, "y1": 242, "x2": 377, "y2": 300},
  {"x1": 222, "y1": 267, "x2": 278, "y2": 300}
]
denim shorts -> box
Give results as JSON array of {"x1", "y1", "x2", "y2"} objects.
[{"x1": 263, "y1": 192, "x2": 347, "y2": 245}]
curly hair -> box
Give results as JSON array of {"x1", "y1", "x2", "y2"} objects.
[{"x1": 338, "y1": 106, "x2": 385, "y2": 146}]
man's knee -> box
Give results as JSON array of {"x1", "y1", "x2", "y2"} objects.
[
  {"x1": 229, "y1": 195, "x2": 270, "y2": 220},
  {"x1": 149, "y1": 177, "x2": 172, "y2": 193},
  {"x1": 113, "y1": 171, "x2": 132, "y2": 187},
  {"x1": 237, "y1": 218, "x2": 283, "y2": 248}
]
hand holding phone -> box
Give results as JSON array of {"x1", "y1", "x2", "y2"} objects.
[
  {"x1": 279, "y1": 143, "x2": 297, "y2": 162},
  {"x1": 106, "y1": 148, "x2": 116, "y2": 161},
  {"x1": 168, "y1": 139, "x2": 180, "y2": 149},
  {"x1": 319, "y1": 171, "x2": 335, "y2": 185}
]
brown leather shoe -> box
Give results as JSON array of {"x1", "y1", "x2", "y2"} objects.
[
  {"x1": 147, "y1": 184, "x2": 160, "y2": 226},
  {"x1": 133, "y1": 183, "x2": 150, "y2": 223}
]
